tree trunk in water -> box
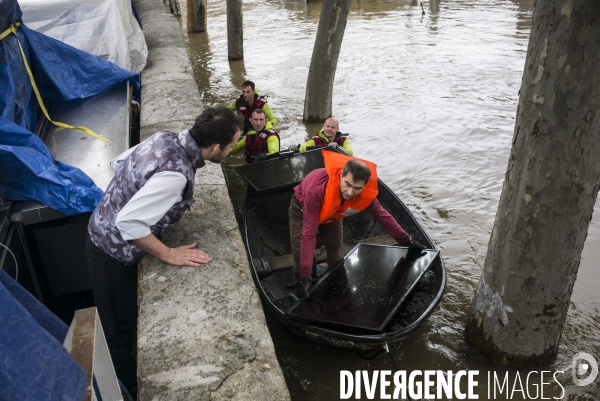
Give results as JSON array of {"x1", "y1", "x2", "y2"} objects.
[
  {"x1": 226, "y1": 0, "x2": 243, "y2": 60},
  {"x1": 187, "y1": 0, "x2": 207, "y2": 33},
  {"x1": 465, "y1": 0, "x2": 600, "y2": 365},
  {"x1": 303, "y1": 0, "x2": 351, "y2": 123}
]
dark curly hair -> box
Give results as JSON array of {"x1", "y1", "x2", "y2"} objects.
[
  {"x1": 189, "y1": 106, "x2": 243, "y2": 149},
  {"x1": 242, "y1": 80, "x2": 255, "y2": 90},
  {"x1": 342, "y1": 159, "x2": 372, "y2": 184}
]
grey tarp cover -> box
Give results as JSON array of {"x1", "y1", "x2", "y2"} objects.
[{"x1": 20, "y1": 0, "x2": 148, "y2": 72}]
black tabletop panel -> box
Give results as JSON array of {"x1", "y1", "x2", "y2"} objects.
[{"x1": 288, "y1": 244, "x2": 439, "y2": 333}]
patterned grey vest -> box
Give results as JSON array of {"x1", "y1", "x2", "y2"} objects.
[{"x1": 88, "y1": 130, "x2": 205, "y2": 264}]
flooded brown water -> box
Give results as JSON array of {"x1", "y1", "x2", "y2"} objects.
[{"x1": 179, "y1": 0, "x2": 600, "y2": 399}]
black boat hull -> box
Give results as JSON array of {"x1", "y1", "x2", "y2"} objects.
[{"x1": 239, "y1": 150, "x2": 446, "y2": 350}]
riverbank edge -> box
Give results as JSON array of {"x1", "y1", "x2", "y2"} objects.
[{"x1": 134, "y1": 0, "x2": 291, "y2": 399}]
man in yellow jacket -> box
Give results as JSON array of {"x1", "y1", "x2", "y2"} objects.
[
  {"x1": 227, "y1": 80, "x2": 278, "y2": 133},
  {"x1": 289, "y1": 118, "x2": 353, "y2": 156},
  {"x1": 228, "y1": 109, "x2": 280, "y2": 163}
]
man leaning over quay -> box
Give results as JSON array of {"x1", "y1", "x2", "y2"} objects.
[{"x1": 85, "y1": 105, "x2": 242, "y2": 398}]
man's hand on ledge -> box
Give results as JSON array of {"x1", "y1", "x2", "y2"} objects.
[
  {"x1": 165, "y1": 243, "x2": 211, "y2": 266},
  {"x1": 133, "y1": 234, "x2": 211, "y2": 266}
]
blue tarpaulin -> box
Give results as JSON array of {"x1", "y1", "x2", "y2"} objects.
[
  {"x1": 0, "y1": 0, "x2": 140, "y2": 215},
  {"x1": 0, "y1": 268, "x2": 86, "y2": 401},
  {"x1": 0, "y1": 117, "x2": 104, "y2": 215}
]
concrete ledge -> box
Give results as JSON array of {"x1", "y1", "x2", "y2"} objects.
[
  {"x1": 135, "y1": 7, "x2": 176, "y2": 23},
  {"x1": 137, "y1": 183, "x2": 288, "y2": 400},
  {"x1": 140, "y1": 80, "x2": 202, "y2": 127},
  {"x1": 142, "y1": 19, "x2": 187, "y2": 49},
  {"x1": 140, "y1": 120, "x2": 195, "y2": 142},
  {"x1": 142, "y1": 47, "x2": 194, "y2": 85},
  {"x1": 135, "y1": 0, "x2": 291, "y2": 399}
]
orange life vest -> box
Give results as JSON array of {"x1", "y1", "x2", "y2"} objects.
[{"x1": 318, "y1": 150, "x2": 379, "y2": 224}]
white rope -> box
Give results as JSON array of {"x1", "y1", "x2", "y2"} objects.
[{"x1": 0, "y1": 242, "x2": 18, "y2": 281}]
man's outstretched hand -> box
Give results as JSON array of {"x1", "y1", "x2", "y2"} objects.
[{"x1": 165, "y1": 242, "x2": 211, "y2": 266}]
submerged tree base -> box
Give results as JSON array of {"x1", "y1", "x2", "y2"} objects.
[
  {"x1": 465, "y1": 314, "x2": 559, "y2": 366},
  {"x1": 302, "y1": 115, "x2": 329, "y2": 124}
]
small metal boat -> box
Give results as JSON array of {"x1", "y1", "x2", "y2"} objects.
[{"x1": 235, "y1": 149, "x2": 446, "y2": 350}]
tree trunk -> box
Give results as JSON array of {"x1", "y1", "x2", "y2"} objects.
[
  {"x1": 187, "y1": 0, "x2": 207, "y2": 33},
  {"x1": 226, "y1": 0, "x2": 243, "y2": 60},
  {"x1": 229, "y1": 60, "x2": 248, "y2": 90},
  {"x1": 303, "y1": 0, "x2": 351, "y2": 123},
  {"x1": 465, "y1": 0, "x2": 600, "y2": 365}
]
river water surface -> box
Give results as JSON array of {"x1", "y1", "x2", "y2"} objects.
[{"x1": 179, "y1": 1, "x2": 600, "y2": 399}]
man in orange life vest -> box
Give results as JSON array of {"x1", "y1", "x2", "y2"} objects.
[
  {"x1": 227, "y1": 80, "x2": 278, "y2": 133},
  {"x1": 289, "y1": 150, "x2": 426, "y2": 298}
]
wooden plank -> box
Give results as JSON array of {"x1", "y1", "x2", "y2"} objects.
[
  {"x1": 69, "y1": 308, "x2": 96, "y2": 401},
  {"x1": 267, "y1": 251, "x2": 327, "y2": 271},
  {"x1": 267, "y1": 235, "x2": 398, "y2": 271},
  {"x1": 66, "y1": 307, "x2": 123, "y2": 401}
]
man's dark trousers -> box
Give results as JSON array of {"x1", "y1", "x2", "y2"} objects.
[
  {"x1": 85, "y1": 234, "x2": 137, "y2": 398},
  {"x1": 289, "y1": 195, "x2": 344, "y2": 283}
]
